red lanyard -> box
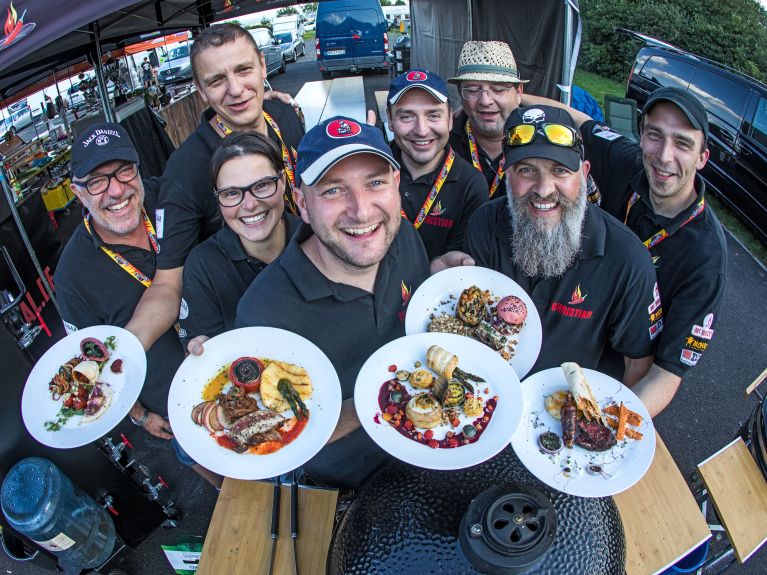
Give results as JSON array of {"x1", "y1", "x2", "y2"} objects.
[
  {"x1": 401, "y1": 149, "x2": 455, "y2": 230},
  {"x1": 624, "y1": 192, "x2": 706, "y2": 249},
  {"x1": 83, "y1": 211, "x2": 158, "y2": 287},
  {"x1": 466, "y1": 121, "x2": 504, "y2": 198}
]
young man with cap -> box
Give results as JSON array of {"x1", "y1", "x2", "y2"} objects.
[
  {"x1": 55, "y1": 123, "x2": 184, "y2": 443},
  {"x1": 448, "y1": 41, "x2": 528, "y2": 199},
  {"x1": 387, "y1": 69, "x2": 488, "y2": 260},
  {"x1": 523, "y1": 87, "x2": 727, "y2": 416},
  {"x1": 235, "y1": 116, "x2": 433, "y2": 488},
  {"x1": 464, "y1": 105, "x2": 657, "y2": 386},
  {"x1": 124, "y1": 23, "x2": 304, "y2": 353}
]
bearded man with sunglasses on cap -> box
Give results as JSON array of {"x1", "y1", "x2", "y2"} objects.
[
  {"x1": 55, "y1": 123, "x2": 184, "y2": 444},
  {"x1": 464, "y1": 106, "x2": 658, "y2": 389}
]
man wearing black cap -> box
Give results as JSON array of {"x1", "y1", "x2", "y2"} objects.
[
  {"x1": 524, "y1": 87, "x2": 727, "y2": 416},
  {"x1": 465, "y1": 105, "x2": 657, "y2": 386},
  {"x1": 54, "y1": 123, "x2": 184, "y2": 441},
  {"x1": 387, "y1": 69, "x2": 487, "y2": 260}
]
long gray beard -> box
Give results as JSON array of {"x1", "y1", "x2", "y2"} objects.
[{"x1": 507, "y1": 175, "x2": 587, "y2": 278}]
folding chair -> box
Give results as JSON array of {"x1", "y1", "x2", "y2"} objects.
[{"x1": 604, "y1": 95, "x2": 640, "y2": 142}]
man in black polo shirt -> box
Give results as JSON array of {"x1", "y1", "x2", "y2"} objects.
[
  {"x1": 124, "y1": 23, "x2": 304, "y2": 353},
  {"x1": 236, "y1": 117, "x2": 431, "y2": 487},
  {"x1": 464, "y1": 106, "x2": 657, "y2": 386},
  {"x1": 55, "y1": 123, "x2": 184, "y2": 442},
  {"x1": 387, "y1": 69, "x2": 487, "y2": 260},
  {"x1": 447, "y1": 41, "x2": 528, "y2": 199},
  {"x1": 524, "y1": 87, "x2": 727, "y2": 416}
]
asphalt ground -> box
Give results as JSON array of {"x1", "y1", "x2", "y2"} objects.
[{"x1": 4, "y1": 46, "x2": 767, "y2": 574}]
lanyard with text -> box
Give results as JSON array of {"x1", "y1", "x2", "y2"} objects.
[
  {"x1": 466, "y1": 121, "x2": 504, "y2": 198},
  {"x1": 216, "y1": 114, "x2": 298, "y2": 214},
  {"x1": 401, "y1": 148, "x2": 455, "y2": 230},
  {"x1": 624, "y1": 192, "x2": 706, "y2": 250},
  {"x1": 83, "y1": 211, "x2": 159, "y2": 287}
]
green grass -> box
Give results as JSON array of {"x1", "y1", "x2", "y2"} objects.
[{"x1": 573, "y1": 69, "x2": 625, "y2": 116}]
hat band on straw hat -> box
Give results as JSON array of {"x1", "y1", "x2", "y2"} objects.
[{"x1": 457, "y1": 64, "x2": 521, "y2": 77}]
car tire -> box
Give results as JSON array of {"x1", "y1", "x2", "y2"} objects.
[
  {"x1": 279, "y1": 57, "x2": 286, "y2": 74},
  {"x1": 300, "y1": 43, "x2": 305, "y2": 57},
  {"x1": 321, "y1": 71, "x2": 332, "y2": 80},
  {"x1": 292, "y1": 49, "x2": 297, "y2": 62}
]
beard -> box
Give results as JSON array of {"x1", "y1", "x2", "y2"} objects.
[{"x1": 507, "y1": 175, "x2": 587, "y2": 279}]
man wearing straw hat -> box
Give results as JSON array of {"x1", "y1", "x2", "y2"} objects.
[{"x1": 448, "y1": 41, "x2": 528, "y2": 199}]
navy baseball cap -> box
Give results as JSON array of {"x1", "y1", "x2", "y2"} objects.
[
  {"x1": 388, "y1": 69, "x2": 448, "y2": 105},
  {"x1": 296, "y1": 116, "x2": 400, "y2": 187},
  {"x1": 70, "y1": 122, "x2": 139, "y2": 179},
  {"x1": 503, "y1": 105, "x2": 584, "y2": 172},
  {"x1": 643, "y1": 87, "x2": 709, "y2": 143}
]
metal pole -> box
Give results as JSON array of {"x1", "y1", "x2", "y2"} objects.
[
  {"x1": 91, "y1": 23, "x2": 115, "y2": 122},
  {"x1": 561, "y1": 0, "x2": 574, "y2": 105},
  {"x1": 0, "y1": 165, "x2": 61, "y2": 317},
  {"x1": 52, "y1": 70, "x2": 72, "y2": 142}
]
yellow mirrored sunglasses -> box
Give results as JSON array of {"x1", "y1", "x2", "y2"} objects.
[{"x1": 505, "y1": 123, "x2": 579, "y2": 148}]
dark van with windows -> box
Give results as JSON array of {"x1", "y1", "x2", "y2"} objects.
[
  {"x1": 623, "y1": 30, "x2": 767, "y2": 242},
  {"x1": 315, "y1": 0, "x2": 390, "y2": 78}
]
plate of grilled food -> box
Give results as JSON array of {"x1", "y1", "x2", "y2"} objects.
[
  {"x1": 355, "y1": 332, "x2": 524, "y2": 470},
  {"x1": 404, "y1": 266, "x2": 542, "y2": 379},
  {"x1": 22, "y1": 325, "x2": 146, "y2": 449},
  {"x1": 168, "y1": 327, "x2": 342, "y2": 480},
  {"x1": 511, "y1": 363, "x2": 656, "y2": 497}
]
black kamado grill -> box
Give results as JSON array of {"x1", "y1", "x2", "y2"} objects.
[
  {"x1": 328, "y1": 447, "x2": 626, "y2": 575},
  {"x1": 738, "y1": 396, "x2": 767, "y2": 479}
]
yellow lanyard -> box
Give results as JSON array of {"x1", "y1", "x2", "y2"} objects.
[
  {"x1": 624, "y1": 192, "x2": 706, "y2": 249},
  {"x1": 83, "y1": 211, "x2": 159, "y2": 288},
  {"x1": 466, "y1": 121, "x2": 504, "y2": 198},
  {"x1": 401, "y1": 148, "x2": 455, "y2": 230}
]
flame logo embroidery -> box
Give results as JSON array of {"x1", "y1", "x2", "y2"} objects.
[
  {"x1": 430, "y1": 201, "x2": 445, "y2": 216},
  {"x1": 0, "y1": 2, "x2": 33, "y2": 50},
  {"x1": 401, "y1": 281, "x2": 412, "y2": 305},
  {"x1": 568, "y1": 283, "x2": 586, "y2": 305}
]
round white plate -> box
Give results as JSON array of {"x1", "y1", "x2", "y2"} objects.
[
  {"x1": 355, "y1": 332, "x2": 524, "y2": 470},
  {"x1": 22, "y1": 325, "x2": 146, "y2": 449},
  {"x1": 511, "y1": 367, "x2": 656, "y2": 497},
  {"x1": 168, "y1": 327, "x2": 342, "y2": 480},
  {"x1": 404, "y1": 266, "x2": 542, "y2": 378}
]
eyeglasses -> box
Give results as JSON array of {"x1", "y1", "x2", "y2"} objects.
[
  {"x1": 505, "y1": 123, "x2": 581, "y2": 149},
  {"x1": 73, "y1": 163, "x2": 139, "y2": 195},
  {"x1": 213, "y1": 174, "x2": 282, "y2": 207},
  {"x1": 460, "y1": 85, "x2": 517, "y2": 101}
]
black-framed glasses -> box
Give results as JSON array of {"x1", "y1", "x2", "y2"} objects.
[
  {"x1": 460, "y1": 84, "x2": 517, "y2": 101},
  {"x1": 213, "y1": 174, "x2": 282, "y2": 207},
  {"x1": 504, "y1": 123, "x2": 581, "y2": 149},
  {"x1": 72, "y1": 162, "x2": 139, "y2": 195}
]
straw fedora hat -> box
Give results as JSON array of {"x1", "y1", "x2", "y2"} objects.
[{"x1": 448, "y1": 41, "x2": 529, "y2": 84}]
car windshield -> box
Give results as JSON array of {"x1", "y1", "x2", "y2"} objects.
[
  {"x1": 275, "y1": 33, "x2": 292, "y2": 43},
  {"x1": 167, "y1": 45, "x2": 189, "y2": 60}
]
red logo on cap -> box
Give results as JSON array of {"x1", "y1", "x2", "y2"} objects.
[
  {"x1": 407, "y1": 71, "x2": 426, "y2": 82},
  {"x1": 326, "y1": 119, "x2": 362, "y2": 139}
]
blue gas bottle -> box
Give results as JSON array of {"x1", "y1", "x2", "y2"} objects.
[{"x1": 1, "y1": 457, "x2": 116, "y2": 570}]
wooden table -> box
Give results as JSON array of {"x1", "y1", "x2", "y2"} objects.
[
  {"x1": 295, "y1": 76, "x2": 367, "y2": 131},
  {"x1": 615, "y1": 435, "x2": 711, "y2": 575}
]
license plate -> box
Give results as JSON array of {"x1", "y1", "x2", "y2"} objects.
[
  {"x1": 325, "y1": 49, "x2": 345, "y2": 56},
  {"x1": 166, "y1": 75, "x2": 175, "y2": 80}
]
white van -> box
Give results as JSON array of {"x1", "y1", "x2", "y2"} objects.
[{"x1": 272, "y1": 14, "x2": 305, "y2": 37}]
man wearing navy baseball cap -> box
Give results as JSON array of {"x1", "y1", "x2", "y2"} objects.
[
  {"x1": 386, "y1": 69, "x2": 487, "y2": 260},
  {"x1": 235, "y1": 116, "x2": 470, "y2": 488},
  {"x1": 465, "y1": 105, "x2": 657, "y2": 394},
  {"x1": 521, "y1": 86, "x2": 727, "y2": 417}
]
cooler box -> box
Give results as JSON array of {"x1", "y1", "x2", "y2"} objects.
[{"x1": 41, "y1": 179, "x2": 74, "y2": 212}]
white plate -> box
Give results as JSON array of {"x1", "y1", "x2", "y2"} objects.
[
  {"x1": 168, "y1": 327, "x2": 342, "y2": 480},
  {"x1": 22, "y1": 326, "x2": 146, "y2": 449},
  {"x1": 355, "y1": 332, "x2": 524, "y2": 470},
  {"x1": 404, "y1": 266, "x2": 542, "y2": 378},
  {"x1": 511, "y1": 367, "x2": 656, "y2": 497}
]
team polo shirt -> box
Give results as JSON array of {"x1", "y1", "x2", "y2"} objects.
[
  {"x1": 235, "y1": 221, "x2": 430, "y2": 487},
  {"x1": 464, "y1": 198, "x2": 657, "y2": 375},
  {"x1": 581, "y1": 120, "x2": 727, "y2": 376},
  {"x1": 393, "y1": 143, "x2": 488, "y2": 260},
  {"x1": 156, "y1": 101, "x2": 304, "y2": 269},
  {"x1": 180, "y1": 214, "x2": 301, "y2": 340},
  {"x1": 54, "y1": 183, "x2": 184, "y2": 417},
  {"x1": 449, "y1": 110, "x2": 505, "y2": 195}
]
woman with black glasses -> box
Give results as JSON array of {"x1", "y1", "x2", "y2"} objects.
[{"x1": 180, "y1": 132, "x2": 301, "y2": 355}]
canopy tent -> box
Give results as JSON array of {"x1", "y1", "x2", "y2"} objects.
[{"x1": 410, "y1": 0, "x2": 581, "y2": 104}]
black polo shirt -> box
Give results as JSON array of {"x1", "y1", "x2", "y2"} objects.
[
  {"x1": 394, "y1": 143, "x2": 488, "y2": 260},
  {"x1": 464, "y1": 198, "x2": 657, "y2": 375},
  {"x1": 581, "y1": 120, "x2": 727, "y2": 377},
  {"x1": 235, "y1": 221, "x2": 430, "y2": 488},
  {"x1": 156, "y1": 101, "x2": 304, "y2": 269},
  {"x1": 180, "y1": 213, "x2": 301, "y2": 340},
  {"x1": 448, "y1": 110, "x2": 505, "y2": 195},
  {"x1": 54, "y1": 182, "x2": 184, "y2": 417}
]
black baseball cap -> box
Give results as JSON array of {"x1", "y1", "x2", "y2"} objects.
[
  {"x1": 70, "y1": 122, "x2": 139, "y2": 180},
  {"x1": 643, "y1": 87, "x2": 709, "y2": 143},
  {"x1": 503, "y1": 105, "x2": 584, "y2": 172}
]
